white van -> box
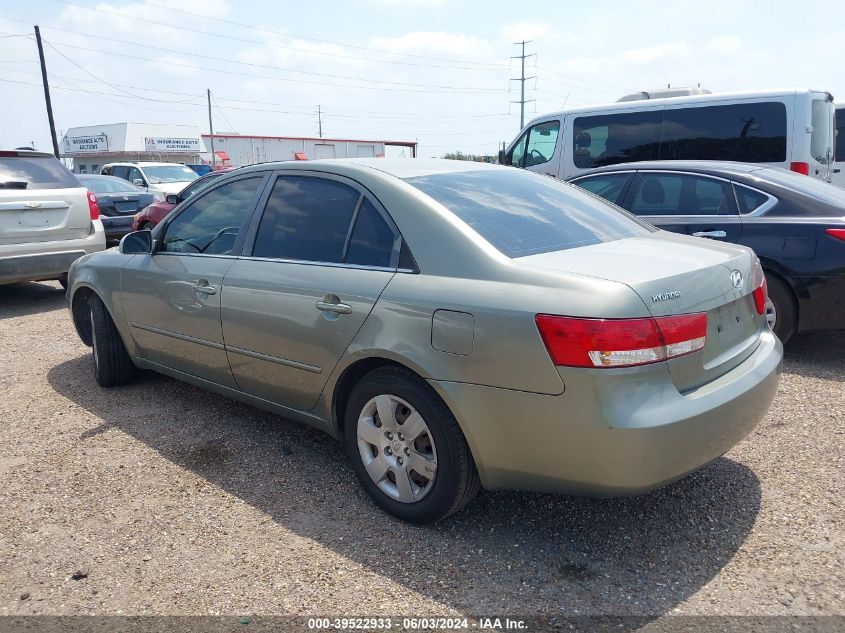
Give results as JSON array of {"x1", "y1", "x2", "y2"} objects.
[
  {"x1": 502, "y1": 89, "x2": 836, "y2": 183},
  {"x1": 834, "y1": 104, "x2": 844, "y2": 189}
]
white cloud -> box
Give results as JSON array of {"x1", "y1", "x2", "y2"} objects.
[
  {"x1": 499, "y1": 21, "x2": 553, "y2": 42},
  {"x1": 369, "y1": 31, "x2": 495, "y2": 58},
  {"x1": 150, "y1": 55, "x2": 201, "y2": 77},
  {"x1": 369, "y1": 0, "x2": 449, "y2": 6},
  {"x1": 624, "y1": 41, "x2": 692, "y2": 64}
]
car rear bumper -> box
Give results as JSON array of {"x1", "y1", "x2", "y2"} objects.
[
  {"x1": 0, "y1": 221, "x2": 106, "y2": 284},
  {"x1": 432, "y1": 330, "x2": 782, "y2": 495},
  {"x1": 101, "y1": 216, "x2": 135, "y2": 241}
]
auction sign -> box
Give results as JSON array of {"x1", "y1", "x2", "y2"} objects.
[
  {"x1": 63, "y1": 134, "x2": 108, "y2": 153},
  {"x1": 144, "y1": 137, "x2": 201, "y2": 152}
]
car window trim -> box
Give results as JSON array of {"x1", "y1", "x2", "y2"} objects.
[
  {"x1": 241, "y1": 169, "x2": 409, "y2": 271},
  {"x1": 155, "y1": 170, "x2": 272, "y2": 258},
  {"x1": 731, "y1": 182, "x2": 778, "y2": 217},
  {"x1": 623, "y1": 169, "x2": 740, "y2": 217}
]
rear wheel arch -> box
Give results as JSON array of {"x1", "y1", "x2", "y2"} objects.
[
  {"x1": 759, "y1": 266, "x2": 798, "y2": 341},
  {"x1": 70, "y1": 286, "x2": 96, "y2": 346},
  {"x1": 333, "y1": 357, "x2": 410, "y2": 436}
]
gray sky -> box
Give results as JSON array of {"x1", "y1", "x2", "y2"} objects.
[{"x1": 0, "y1": 0, "x2": 840, "y2": 157}]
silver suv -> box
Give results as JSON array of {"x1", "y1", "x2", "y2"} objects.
[{"x1": 0, "y1": 149, "x2": 105, "y2": 287}]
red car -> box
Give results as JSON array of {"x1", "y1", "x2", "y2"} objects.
[{"x1": 132, "y1": 169, "x2": 233, "y2": 230}]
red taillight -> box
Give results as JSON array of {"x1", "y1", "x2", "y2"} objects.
[
  {"x1": 790, "y1": 161, "x2": 810, "y2": 175},
  {"x1": 752, "y1": 277, "x2": 768, "y2": 315},
  {"x1": 535, "y1": 313, "x2": 707, "y2": 368},
  {"x1": 825, "y1": 228, "x2": 845, "y2": 242},
  {"x1": 87, "y1": 190, "x2": 100, "y2": 220}
]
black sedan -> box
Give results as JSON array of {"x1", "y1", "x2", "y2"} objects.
[
  {"x1": 77, "y1": 174, "x2": 157, "y2": 242},
  {"x1": 568, "y1": 161, "x2": 845, "y2": 342}
]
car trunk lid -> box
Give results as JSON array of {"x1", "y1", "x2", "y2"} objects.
[
  {"x1": 0, "y1": 187, "x2": 92, "y2": 244},
  {"x1": 520, "y1": 232, "x2": 765, "y2": 391}
]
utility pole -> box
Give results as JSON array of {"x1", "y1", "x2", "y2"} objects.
[
  {"x1": 317, "y1": 105, "x2": 323, "y2": 138},
  {"x1": 34, "y1": 26, "x2": 60, "y2": 158},
  {"x1": 510, "y1": 40, "x2": 536, "y2": 130},
  {"x1": 207, "y1": 88, "x2": 216, "y2": 170}
]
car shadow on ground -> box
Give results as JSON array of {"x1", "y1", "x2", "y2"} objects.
[
  {"x1": 0, "y1": 281, "x2": 67, "y2": 320},
  {"x1": 782, "y1": 331, "x2": 845, "y2": 381},
  {"x1": 47, "y1": 354, "x2": 762, "y2": 620}
]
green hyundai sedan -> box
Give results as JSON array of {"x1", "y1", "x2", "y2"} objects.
[{"x1": 66, "y1": 158, "x2": 782, "y2": 524}]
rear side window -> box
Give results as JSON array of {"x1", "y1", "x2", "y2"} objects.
[
  {"x1": 571, "y1": 173, "x2": 630, "y2": 204},
  {"x1": 836, "y1": 108, "x2": 845, "y2": 162},
  {"x1": 346, "y1": 199, "x2": 396, "y2": 268},
  {"x1": 811, "y1": 99, "x2": 833, "y2": 165},
  {"x1": 572, "y1": 110, "x2": 662, "y2": 169},
  {"x1": 252, "y1": 176, "x2": 360, "y2": 263},
  {"x1": 0, "y1": 155, "x2": 79, "y2": 190},
  {"x1": 406, "y1": 169, "x2": 652, "y2": 258},
  {"x1": 629, "y1": 174, "x2": 732, "y2": 216},
  {"x1": 734, "y1": 185, "x2": 770, "y2": 214},
  {"x1": 661, "y1": 102, "x2": 787, "y2": 162}
]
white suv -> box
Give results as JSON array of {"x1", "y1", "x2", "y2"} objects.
[
  {"x1": 1, "y1": 149, "x2": 106, "y2": 287},
  {"x1": 100, "y1": 162, "x2": 199, "y2": 196}
]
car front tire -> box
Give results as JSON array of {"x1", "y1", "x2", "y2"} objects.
[
  {"x1": 88, "y1": 295, "x2": 135, "y2": 387},
  {"x1": 344, "y1": 366, "x2": 480, "y2": 524}
]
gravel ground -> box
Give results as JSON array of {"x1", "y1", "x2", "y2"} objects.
[{"x1": 0, "y1": 280, "x2": 842, "y2": 620}]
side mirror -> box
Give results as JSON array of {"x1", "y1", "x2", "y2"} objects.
[
  {"x1": 498, "y1": 149, "x2": 506, "y2": 165},
  {"x1": 166, "y1": 194, "x2": 180, "y2": 204},
  {"x1": 119, "y1": 230, "x2": 153, "y2": 255},
  {"x1": 132, "y1": 178, "x2": 145, "y2": 187}
]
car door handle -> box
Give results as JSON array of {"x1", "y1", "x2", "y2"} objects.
[
  {"x1": 315, "y1": 300, "x2": 352, "y2": 314},
  {"x1": 692, "y1": 230, "x2": 727, "y2": 238},
  {"x1": 191, "y1": 281, "x2": 217, "y2": 295}
]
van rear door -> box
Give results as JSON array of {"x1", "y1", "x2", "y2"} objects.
[{"x1": 808, "y1": 92, "x2": 835, "y2": 182}]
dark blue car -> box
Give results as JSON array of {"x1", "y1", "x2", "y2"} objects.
[
  {"x1": 568, "y1": 161, "x2": 845, "y2": 342},
  {"x1": 78, "y1": 174, "x2": 157, "y2": 242}
]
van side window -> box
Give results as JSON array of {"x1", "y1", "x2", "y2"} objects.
[
  {"x1": 573, "y1": 110, "x2": 662, "y2": 169},
  {"x1": 836, "y1": 108, "x2": 845, "y2": 162},
  {"x1": 662, "y1": 102, "x2": 787, "y2": 163},
  {"x1": 524, "y1": 120, "x2": 560, "y2": 167}
]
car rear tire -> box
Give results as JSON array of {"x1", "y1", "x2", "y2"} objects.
[
  {"x1": 765, "y1": 274, "x2": 796, "y2": 344},
  {"x1": 88, "y1": 295, "x2": 135, "y2": 387},
  {"x1": 344, "y1": 366, "x2": 480, "y2": 524}
]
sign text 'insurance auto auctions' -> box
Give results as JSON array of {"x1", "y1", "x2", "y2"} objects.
[{"x1": 144, "y1": 137, "x2": 201, "y2": 152}]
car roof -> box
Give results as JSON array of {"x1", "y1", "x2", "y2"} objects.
[
  {"x1": 102, "y1": 161, "x2": 189, "y2": 167},
  {"x1": 570, "y1": 160, "x2": 768, "y2": 179},
  {"x1": 240, "y1": 157, "x2": 502, "y2": 179},
  {"x1": 77, "y1": 174, "x2": 122, "y2": 179},
  {"x1": 0, "y1": 149, "x2": 57, "y2": 159}
]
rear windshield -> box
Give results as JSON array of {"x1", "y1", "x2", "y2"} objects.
[
  {"x1": 79, "y1": 176, "x2": 141, "y2": 193},
  {"x1": 0, "y1": 155, "x2": 80, "y2": 190},
  {"x1": 406, "y1": 170, "x2": 653, "y2": 258},
  {"x1": 758, "y1": 167, "x2": 845, "y2": 212}
]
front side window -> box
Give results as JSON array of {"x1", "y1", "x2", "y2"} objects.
[
  {"x1": 127, "y1": 167, "x2": 145, "y2": 185},
  {"x1": 252, "y1": 176, "x2": 360, "y2": 263},
  {"x1": 507, "y1": 131, "x2": 528, "y2": 167},
  {"x1": 161, "y1": 176, "x2": 263, "y2": 255},
  {"x1": 572, "y1": 110, "x2": 662, "y2": 169},
  {"x1": 629, "y1": 173, "x2": 732, "y2": 216},
  {"x1": 571, "y1": 173, "x2": 631, "y2": 204},
  {"x1": 661, "y1": 102, "x2": 787, "y2": 163},
  {"x1": 524, "y1": 120, "x2": 561, "y2": 167},
  {"x1": 811, "y1": 99, "x2": 833, "y2": 165},
  {"x1": 406, "y1": 169, "x2": 653, "y2": 258}
]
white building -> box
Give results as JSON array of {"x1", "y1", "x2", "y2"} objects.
[
  {"x1": 61, "y1": 123, "x2": 207, "y2": 174},
  {"x1": 202, "y1": 134, "x2": 418, "y2": 166}
]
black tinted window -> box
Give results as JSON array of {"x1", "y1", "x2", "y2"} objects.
[
  {"x1": 111, "y1": 166, "x2": 130, "y2": 181},
  {"x1": 0, "y1": 155, "x2": 79, "y2": 189},
  {"x1": 835, "y1": 108, "x2": 845, "y2": 162},
  {"x1": 734, "y1": 185, "x2": 770, "y2": 214},
  {"x1": 630, "y1": 174, "x2": 732, "y2": 216},
  {"x1": 406, "y1": 170, "x2": 652, "y2": 258},
  {"x1": 253, "y1": 176, "x2": 359, "y2": 263},
  {"x1": 572, "y1": 173, "x2": 630, "y2": 203},
  {"x1": 662, "y1": 102, "x2": 787, "y2": 163},
  {"x1": 162, "y1": 177, "x2": 262, "y2": 254},
  {"x1": 346, "y1": 199, "x2": 396, "y2": 268},
  {"x1": 573, "y1": 110, "x2": 662, "y2": 169}
]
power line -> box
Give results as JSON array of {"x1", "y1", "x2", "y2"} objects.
[
  {"x1": 42, "y1": 0, "x2": 510, "y2": 70},
  {"x1": 39, "y1": 38, "x2": 510, "y2": 94},
  {"x1": 211, "y1": 92, "x2": 239, "y2": 135}
]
